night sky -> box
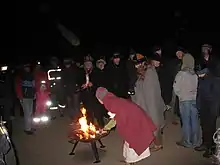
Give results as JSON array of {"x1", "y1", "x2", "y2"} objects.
[{"x1": 15, "y1": 2, "x2": 220, "y2": 64}]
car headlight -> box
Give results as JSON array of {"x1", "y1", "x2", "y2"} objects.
[
  {"x1": 41, "y1": 116, "x2": 49, "y2": 122},
  {"x1": 1, "y1": 66, "x2": 7, "y2": 71},
  {"x1": 33, "y1": 117, "x2": 41, "y2": 123},
  {"x1": 41, "y1": 80, "x2": 46, "y2": 84},
  {"x1": 46, "y1": 101, "x2": 52, "y2": 106}
]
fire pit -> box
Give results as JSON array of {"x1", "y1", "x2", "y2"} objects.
[{"x1": 68, "y1": 107, "x2": 110, "y2": 163}]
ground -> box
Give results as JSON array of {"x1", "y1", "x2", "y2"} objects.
[{"x1": 12, "y1": 111, "x2": 212, "y2": 165}]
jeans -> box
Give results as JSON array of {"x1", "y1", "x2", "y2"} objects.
[
  {"x1": 67, "y1": 93, "x2": 80, "y2": 119},
  {"x1": 21, "y1": 98, "x2": 33, "y2": 131},
  {"x1": 179, "y1": 100, "x2": 200, "y2": 147}
]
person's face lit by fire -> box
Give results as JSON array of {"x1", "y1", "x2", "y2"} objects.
[
  {"x1": 97, "y1": 62, "x2": 105, "y2": 70},
  {"x1": 113, "y1": 57, "x2": 120, "y2": 65},
  {"x1": 84, "y1": 61, "x2": 93, "y2": 72},
  {"x1": 201, "y1": 46, "x2": 211, "y2": 60},
  {"x1": 151, "y1": 60, "x2": 160, "y2": 67},
  {"x1": 40, "y1": 84, "x2": 47, "y2": 91},
  {"x1": 156, "y1": 49, "x2": 162, "y2": 56},
  {"x1": 176, "y1": 51, "x2": 184, "y2": 60},
  {"x1": 202, "y1": 47, "x2": 210, "y2": 55}
]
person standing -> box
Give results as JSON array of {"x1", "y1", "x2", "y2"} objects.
[
  {"x1": 169, "y1": 48, "x2": 185, "y2": 125},
  {"x1": 79, "y1": 55, "x2": 105, "y2": 128},
  {"x1": 131, "y1": 54, "x2": 166, "y2": 152},
  {"x1": 107, "y1": 52, "x2": 129, "y2": 98},
  {"x1": 126, "y1": 49, "x2": 138, "y2": 96},
  {"x1": 195, "y1": 52, "x2": 220, "y2": 158},
  {"x1": 94, "y1": 57, "x2": 108, "y2": 88},
  {"x1": 16, "y1": 64, "x2": 35, "y2": 135},
  {"x1": 62, "y1": 58, "x2": 80, "y2": 119},
  {"x1": 94, "y1": 57, "x2": 109, "y2": 118},
  {"x1": 173, "y1": 53, "x2": 200, "y2": 147},
  {"x1": 34, "y1": 62, "x2": 50, "y2": 118}
]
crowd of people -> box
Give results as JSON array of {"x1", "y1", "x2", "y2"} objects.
[
  {"x1": 94, "y1": 44, "x2": 220, "y2": 164},
  {"x1": 0, "y1": 43, "x2": 220, "y2": 164}
]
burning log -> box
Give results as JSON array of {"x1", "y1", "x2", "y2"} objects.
[{"x1": 68, "y1": 106, "x2": 110, "y2": 163}]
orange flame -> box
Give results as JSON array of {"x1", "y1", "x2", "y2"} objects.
[{"x1": 77, "y1": 107, "x2": 97, "y2": 139}]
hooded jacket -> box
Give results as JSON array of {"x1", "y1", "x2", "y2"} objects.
[{"x1": 173, "y1": 54, "x2": 198, "y2": 101}]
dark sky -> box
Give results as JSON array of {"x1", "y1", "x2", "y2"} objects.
[{"x1": 16, "y1": 2, "x2": 220, "y2": 63}]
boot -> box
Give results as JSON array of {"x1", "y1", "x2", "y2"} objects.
[
  {"x1": 195, "y1": 144, "x2": 207, "y2": 152},
  {"x1": 203, "y1": 148, "x2": 213, "y2": 158},
  {"x1": 59, "y1": 109, "x2": 64, "y2": 117},
  {"x1": 150, "y1": 137, "x2": 163, "y2": 152},
  {"x1": 24, "y1": 130, "x2": 34, "y2": 135}
]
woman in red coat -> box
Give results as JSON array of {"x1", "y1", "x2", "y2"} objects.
[{"x1": 96, "y1": 87, "x2": 156, "y2": 165}]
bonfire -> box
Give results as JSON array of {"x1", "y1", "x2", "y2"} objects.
[
  {"x1": 68, "y1": 107, "x2": 109, "y2": 163},
  {"x1": 69, "y1": 107, "x2": 106, "y2": 141}
]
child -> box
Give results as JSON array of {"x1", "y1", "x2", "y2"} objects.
[
  {"x1": 34, "y1": 83, "x2": 50, "y2": 123},
  {"x1": 96, "y1": 87, "x2": 156, "y2": 165},
  {"x1": 173, "y1": 53, "x2": 199, "y2": 148}
]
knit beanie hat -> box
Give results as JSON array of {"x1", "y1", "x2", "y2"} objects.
[
  {"x1": 181, "y1": 53, "x2": 195, "y2": 70},
  {"x1": 96, "y1": 87, "x2": 108, "y2": 101}
]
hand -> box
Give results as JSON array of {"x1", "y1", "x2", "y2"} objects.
[
  {"x1": 88, "y1": 82, "x2": 93, "y2": 87},
  {"x1": 199, "y1": 73, "x2": 206, "y2": 77},
  {"x1": 98, "y1": 128, "x2": 103, "y2": 132},
  {"x1": 99, "y1": 128, "x2": 107, "y2": 133},
  {"x1": 19, "y1": 99, "x2": 23, "y2": 104},
  {"x1": 81, "y1": 84, "x2": 87, "y2": 89}
]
